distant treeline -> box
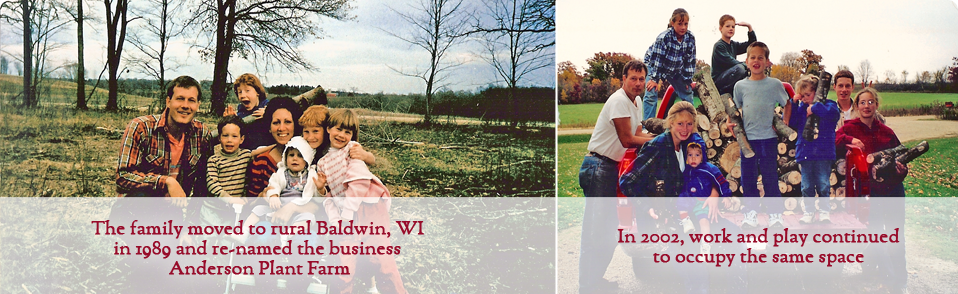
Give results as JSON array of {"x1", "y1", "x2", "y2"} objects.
[{"x1": 331, "y1": 87, "x2": 555, "y2": 123}]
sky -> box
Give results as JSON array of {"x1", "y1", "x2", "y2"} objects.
[
  {"x1": 1, "y1": 0, "x2": 555, "y2": 95},
  {"x1": 557, "y1": 0, "x2": 958, "y2": 83}
]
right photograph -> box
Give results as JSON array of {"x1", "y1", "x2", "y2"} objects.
[{"x1": 556, "y1": 0, "x2": 958, "y2": 293}]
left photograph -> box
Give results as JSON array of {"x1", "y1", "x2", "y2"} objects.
[{"x1": 0, "y1": 0, "x2": 557, "y2": 292}]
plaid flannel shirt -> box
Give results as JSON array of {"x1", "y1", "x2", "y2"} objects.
[
  {"x1": 619, "y1": 131, "x2": 705, "y2": 198},
  {"x1": 644, "y1": 28, "x2": 696, "y2": 82},
  {"x1": 115, "y1": 108, "x2": 211, "y2": 197}
]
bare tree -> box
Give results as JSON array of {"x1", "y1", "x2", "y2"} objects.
[
  {"x1": 192, "y1": 0, "x2": 353, "y2": 116},
  {"x1": 778, "y1": 52, "x2": 801, "y2": 69},
  {"x1": 126, "y1": 0, "x2": 189, "y2": 106},
  {"x1": 387, "y1": 0, "x2": 469, "y2": 124},
  {"x1": 837, "y1": 64, "x2": 850, "y2": 72},
  {"x1": 933, "y1": 67, "x2": 946, "y2": 91},
  {"x1": 104, "y1": 0, "x2": 137, "y2": 111},
  {"x1": 856, "y1": 60, "x2": 873, "y2": 85},
  {"x1": 900, "y1": 70, "x2": 908, "y2": 84},
  {"x1": 58, "y1": 0, "x2": 98, "y2": 109},
  {"x1": 918, "y1": 71, "x2": 931, "y2": 85},
  {"x1": 884, "y1": 70, "x2": 896, "y2": 84},
  {"x1": 1, "y1": 0, "x2": 71, "y2": 107},
  {"x1": 473, "y1": 0, "x2": 554, "y2": 126}
]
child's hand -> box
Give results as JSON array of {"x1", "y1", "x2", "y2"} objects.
[
  {"x1": 252, "y1": 107, "x2": 265, "y2": 118},
  {"x1": 268, "y1": 196, "x2": 281, "y2": 210},
  {"x1": 807, "y1": 105, "x2": 813, "y2": 116},
  {"x1": 313, "y1": 172, "x2": 328, "y2": 194},
  {"x1": 225, "y1": 196, "x2": 247, "y2": 205},
  {"x1": 349, "y1": 143, "x2": 375, "y2": 164},
  {"x1": 722, "y1": 197, "x2": 732, "y2": 209},
  {"x1": 223, "y1": 105, "x2": 236, "y2": 117},
  {"x1": 851, "y1": 138, "x2": 865, "y2": 150},
  {"x1": 648, "y1": 208, "x2": 659, "y2": 220}
]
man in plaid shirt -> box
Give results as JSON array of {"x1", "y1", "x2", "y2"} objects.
[
  {"x1": 641, "y1": 8, "x2": 696, "y2": 121},
  {"x1": 115, "y1": 75, "x2": 212, "y2": 199},
  {"x1": 111, "y1": 75, "x2": 215, "y2": 292}
]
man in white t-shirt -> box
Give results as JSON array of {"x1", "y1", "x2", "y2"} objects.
[
  {"x1": 834, "y1": 70, "x2": 856, "y2": 124},
  {"x1": 578, "y1": 60, "x2": 655, "y2": 293}
]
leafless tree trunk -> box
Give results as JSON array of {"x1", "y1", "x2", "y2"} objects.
[
  {"x1": 126, "y1": 0, "x2": 189, "y2": 105},
  {"x1": 2, "y1": 0, "x2": 70, "y2": 107},
  {"x1": 104, "y1": 0, "x2": 134, "y2": 111},
  {"x1": 59, "y1": 0, "x2": 98, "y2": 110},
  {"x1": 474, "y1": 0, "x2": 553, "y2": 126},
  {"x1": 855, "y1": 59, "x2": 873, "y2": 86},
  {"x1": 386, "y1": 0, "x2": 469, "y2": 124},
  {"x1": 193, "y1": 0, "x2": 352, "y2": 115}
]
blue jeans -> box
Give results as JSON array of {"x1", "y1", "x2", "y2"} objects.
[
  {"x1": 642, "y1": 77, "x2": 693, "y2": 121},
  {"x1": 741, "y1": 138, "x2": 783, "y2": 214},
  {"x1": 577, "y1": 155, "x2": 620, "y2": 293},
  {"x1": 715, "y1": 63, "x2": 747, "y2": 95},
  {"x1": 800, "y1": 160, "x2": 833, "y2": 213}
]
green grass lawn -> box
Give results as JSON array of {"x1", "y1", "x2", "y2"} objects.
[{"x1": 559, "y1": 92, "x2": 958, "y2": 129}]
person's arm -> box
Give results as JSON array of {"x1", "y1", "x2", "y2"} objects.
[
  {"x1": 645, "y1": 39, "x2": 663, "y2": 91},
  {"x1": 733, "y1": 28, "x2": 757, "y2": 55},
  {"x1": 349, "y1": 143, "x2": 376, "y2": 166},
  {"x1": 116, "y1": 119, "x2": 169, "y2": 192},
  {"x1": 835, "y1": 125, "x2": 862, "y2": 150},
  {"x1": 619, "y1": 138, "x2": 663, "y2": 198},
  {"x1": 612, "y1": 117, "x2": 653, "y2": 148},
  {"x1": 206, "y1": 156, "x2": 229, "y2": 198},
  {"x1": 683, "y1": 34, "x2": 696, "y2": 82}
]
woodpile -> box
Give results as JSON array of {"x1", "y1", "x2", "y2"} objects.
[{"x1": 675, "y1": 67, "x2": 851, "y2": 212}]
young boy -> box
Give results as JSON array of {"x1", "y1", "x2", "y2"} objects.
[
  {"x1": 235, "y1": 136, "x2": 319, "y2": 243},
  {"x1": 223, "y1": 73, "x2": 271, "y2": 149},
  {"x1": 729, "y1": 41, "x2": 791, "y2": 229},
  {"x1": 207, "y1": 116, "x2": 252, "y2": 202},
  {"x1": 316, "y1": 108, "x2": 406, "y2": 294},
  {"x1": 677, "y1": 142, "x2": 732, "y2": 254},
  {"x1": 711, "y1": 14, "x2": 756, "y2": 95},
  {"x1": 790, "y1": 75, "x2": 840, "y2": 223}
]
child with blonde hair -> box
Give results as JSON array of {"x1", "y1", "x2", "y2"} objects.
[{"x1": 789, "y1": 75, "x2": 840, "y2": 223}]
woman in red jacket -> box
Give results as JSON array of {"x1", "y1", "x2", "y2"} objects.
[{"x1": 835, "y1": 87, "x2": 907, "y2": 292}]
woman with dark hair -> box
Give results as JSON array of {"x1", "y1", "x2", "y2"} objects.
[{"x1": 246, "y1": 96, "x2": 303, "y2": 199}]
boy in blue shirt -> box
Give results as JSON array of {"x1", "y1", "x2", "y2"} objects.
[
  {"x1": 728, "y1": 41, "x2": 791, "y2": 229},
  {"x1": 789, "y1": 75, "x2": 841, "y2": 223}
]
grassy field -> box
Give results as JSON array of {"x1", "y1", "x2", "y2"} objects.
[
  {"x1": 0, "y1": 74, "x2": 158, "y2": 110},
  {"x1": 0, "y1": 105, "x2": 555, "y2": 198},
  {"x1": 559, "y1": 92, "x2": 958, "y2": 129}
]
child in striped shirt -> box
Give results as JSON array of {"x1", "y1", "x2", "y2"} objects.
[{"x1": 207, "y1": 116, "x2": 252, "y2": 207}]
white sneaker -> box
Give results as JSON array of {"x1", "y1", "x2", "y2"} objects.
[
  {"x1": 769, "y1": 213, "x2": 785, "y2": 228},
  {"x1": 680, "y1": 216, "x2": 696, "y2": 233},
  {"x1": 799, "y1": 212, "x2": 814, "y2": 224},
  {"x1": 818, "y1": 211, "x2": 831, "y2": 223},
  {"x1": 700, "y1": 243, "x2": 711, "y2": 254},
  {"x1": 741, "y1": 210, "x2": 758, "y2": 229}
]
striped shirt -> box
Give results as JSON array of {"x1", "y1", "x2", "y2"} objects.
[
  {"x1": 247, "y1": 146, "x2": 278, "y2": 198},
  {"x1": 207, "y1": 145, "x2": 251, "y2": 198},
  {"x1": 645, "y1": 28, "x2": 696, "y2": 82},
  {"x1": 115, "y1": 108, "x2": 211, "y2": 197}
]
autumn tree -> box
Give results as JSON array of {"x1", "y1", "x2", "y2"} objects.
[
  {"x1": 584, "y1": 52, "x2": 633, "y2": 81},
  {"x1": 193, "y1": 0, "x2": 353, "y2": 116},
  {"x1": 387, "y1": 0, "x2": 468, "y2": 124},
  {"x1": 798, "y1": 49, "x2": 823, "y2": 75},
  {"x1": 557, "y1": 61, "x2": 580, "y2": 104},
  {"x1": 126, "y1": 0, "x2": 190, "y2": 105},
  {"x1": 770, "y1": 64, "x2": 800, "y2": 84}
]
